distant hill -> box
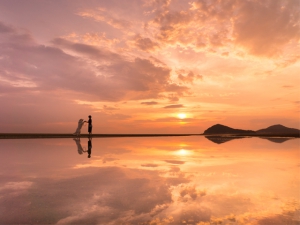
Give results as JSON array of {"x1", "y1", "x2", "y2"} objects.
[
  {"x1": 256, "y1": 124, "x2": 300, "y2": 135},
  {"x1": 203, "y1": 124, "x2": 300, "y2": 137},
  {"x1": 203, "y1": 124, "x2": 255, "y2": 135}
]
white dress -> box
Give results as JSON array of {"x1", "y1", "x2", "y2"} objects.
[
  {"x1": 73, "y1": 119, "x2": 85, "y2": 136},
  {"x1": 73, "y1": 138, "x2": 84, "y2": 154}
]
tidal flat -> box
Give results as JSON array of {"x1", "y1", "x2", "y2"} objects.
[{"x1": 0, "y1": 136, "x2": 299, "y2": 224}]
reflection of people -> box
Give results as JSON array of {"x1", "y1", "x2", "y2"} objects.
[
  {"x1": 87, "y1": 137, "x2": 92, "y2": 158},
  {"x1": 84, "y1": 115, "x2": 92, "y2": 136},
  {"x1": 73, "y1": 138, "x2": 84, "y2": 154},
  {"x1": 73, "y1": 119, "x2": 85, "y2": 136}
]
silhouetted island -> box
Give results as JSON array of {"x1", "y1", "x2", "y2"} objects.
[
  {"x1": 203, "y1": 124, "x2": 255, "y2": 135},
  {"x1": 256, "y1": 124, "x2": 300, "y2": 135},
  {"x1": 203, "y1": 124, "x2": 300, "y2": 137}
]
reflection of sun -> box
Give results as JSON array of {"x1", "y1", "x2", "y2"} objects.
[
  {"x1": 177, "y1": 113, "x2": 186, "y2": 119},
  {"x1": 177, "y1": 149, "x2": 189, "y2": 156}
]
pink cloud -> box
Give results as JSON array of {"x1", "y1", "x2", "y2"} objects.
[
  {"x1": 232, "y1": 0, "x2": 300, "y2": 57},
  {"x1": 177, "y1": 70, "x2": 202, "y2": 84},
  {"x1": 149, "y1": 0, "x2": 300, "y2": 58},
  {"x1": 0, "y1": 22, "x2": 189, "y2": 103},
  {"x1": 141, "y1": 101, "x2": 158, "y2": 105},
  {"x1": 78, "y1": 8, "x2": 133, "y2": 30},
  {"x1": 132, "y1": 34, "x2": 160, "y2": 52},
  {"x1": 163, "y1": 104, "x2": 184, "y2": 109}
]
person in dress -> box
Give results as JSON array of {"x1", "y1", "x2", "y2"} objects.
[{"x1": 73, "y1": 119, "x2": 85, "y2": 136}]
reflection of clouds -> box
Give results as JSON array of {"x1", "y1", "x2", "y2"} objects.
[
  {"x1": 0, "y1": 181, "x2": 33, "y2": 191},
  {"x1": 0, "y1": 167, "x2": 189, "y2": 224},
  {"x1": 164, "y1": 160, "x2": 185, "y2": 164},
  {"x1": 179, "y1": 185, "x2": 206, "y2": 201},
  {"x1": 1, "y1": 137, "x2": 299, "y2": 224},
  {"x1": 102, "y1": 157, "x2": 119, "y2": 163}
]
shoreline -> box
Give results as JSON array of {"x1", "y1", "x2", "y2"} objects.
[
  {"x1": 0, "y1": 133, "x2": 298, "y2": 139},
  {"x1": 0, "y1": 133, "x2": 196, "y2": 139}
]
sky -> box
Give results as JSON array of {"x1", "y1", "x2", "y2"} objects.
[{"x1": 0, "y1": 0, "x2": 299, "y2": 134}]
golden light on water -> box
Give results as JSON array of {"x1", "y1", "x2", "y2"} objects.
[
  {"x1": 1, "y1": 136, "x2": 299, "y2": 224},
  {"x1": 177, "y1": 149, "x2": 190, "y2": 156}
]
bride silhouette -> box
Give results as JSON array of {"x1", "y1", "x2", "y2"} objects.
[{"x1": 73, "y1": 119, "x2": 85, "y2": 136}]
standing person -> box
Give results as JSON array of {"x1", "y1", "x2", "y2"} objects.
[{"x1": 85, "y1": 115, "x2": 92, "y2": 136}]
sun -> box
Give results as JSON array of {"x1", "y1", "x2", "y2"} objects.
[{"x1": 177, "y1": 113, "x2": 186, "y2": 119}]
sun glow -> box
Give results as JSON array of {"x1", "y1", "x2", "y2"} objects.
[
  {"x1": 176, "y1": 149, "x2": 191, "y2": 156},
  {"x1": 177, "y1": 113, "x2": 186, "y2": 119}
]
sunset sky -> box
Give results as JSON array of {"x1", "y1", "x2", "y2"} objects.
[{"x1": 0, "y1": 0, "x2": 299, "y2": 133}]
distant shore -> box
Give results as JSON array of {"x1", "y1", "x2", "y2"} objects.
[
  {"x1": 0, "y1": 133, "x2": 298, "y2": 139},
  {"x1": 0, "y1": 133, "x2": 196, "y2": 139}
]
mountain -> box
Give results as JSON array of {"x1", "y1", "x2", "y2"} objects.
[
  {"x1": 203, "y1": 124, "x2": 255, "y2": 135},
  {"x1": 256, "y1": 124, "x2": 300, "y2": 135},
  {"x1": 203, "y1": 124, "x2": 300, "y2": 137}
]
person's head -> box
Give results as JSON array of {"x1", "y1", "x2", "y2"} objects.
[{"x1": 88, "y1": 115, "x2": 91, "y2": 118}]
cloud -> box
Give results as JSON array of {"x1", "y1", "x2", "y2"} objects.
[
  {"x1": 132, "y1": 34, "x2": 160, "y2": 52},
  {"x1": 103, "y1": 105, "x2": 119, "y2": 110},
  {"x1": 52, "y1": 38, "x2": 189, "y2": 100},
  {"x1": 0, "y1": 166, "x2": 189, "y2": 224},
  {"x1": 63, "y1": 32, "x2": 120, "y2": 47},
  {"x1": 256, "y1": 212, "x2": 299, "y2": 225},
  {"x1": 78, "y1": 8, "x2": 132, "y2": 30},
  {"x1": 0, "y1": 22, "x2": 189, "y2": 103},
  {"x1": 163, "y1": 104, "x2": 184, "y2": 108},
  {"x1": 149, "y1": 0, "x2": 300, "y2": 58},
  {"x1": 0, "y1": 181, "x2": 33, "y2": 192},
  {"x1": 232, "y1": 0, "x2": 300, "y2": 57},
  {"x1": 102, "y1": 157, "x2": 118, "y2": 163},
  {"x1": 141, "y1": 101, "x2": 158, "y2": 105},
  {"x1": 141, "y1": 163, "x2": 159, "y2": 167},
  {"x1": 177, "y1": 70, "x2": 202, "y2": 84},
  {"x1": 0, "y1": 21, "x2": 14, "y2": 33},
  {"x1": 52, "y1": 37, "x2": 122, "y2": 60}
]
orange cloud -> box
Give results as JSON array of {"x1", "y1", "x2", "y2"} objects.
[
  {"x1": 132, "y1": 34, "x2": 160, "y2": 52},
  {"x1": 78, "y1": 8, "x2": 132, "y2": 30},
  {"x1": 148, "y1": 0, "x2": 299, "y2": 58}
]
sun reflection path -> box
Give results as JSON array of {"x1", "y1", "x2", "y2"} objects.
[{"x1": 176, "y1": 149, "x2": 191, "y2": 156}]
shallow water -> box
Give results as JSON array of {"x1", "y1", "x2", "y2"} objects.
[{"x1": 0, "y1": 136, "x2": 299, "y2": 224}]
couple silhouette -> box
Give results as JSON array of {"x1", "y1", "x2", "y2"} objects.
[
  {"x1": 73, "y1": 137, "x2": 92, "y2": 158},
  {"x1": 73, "y1": 115, "x2": 92, "y2": 136}
]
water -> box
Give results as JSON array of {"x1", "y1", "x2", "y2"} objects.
[{"x1": 0, "y1": 136, "x2": 299, "y2": 224}]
